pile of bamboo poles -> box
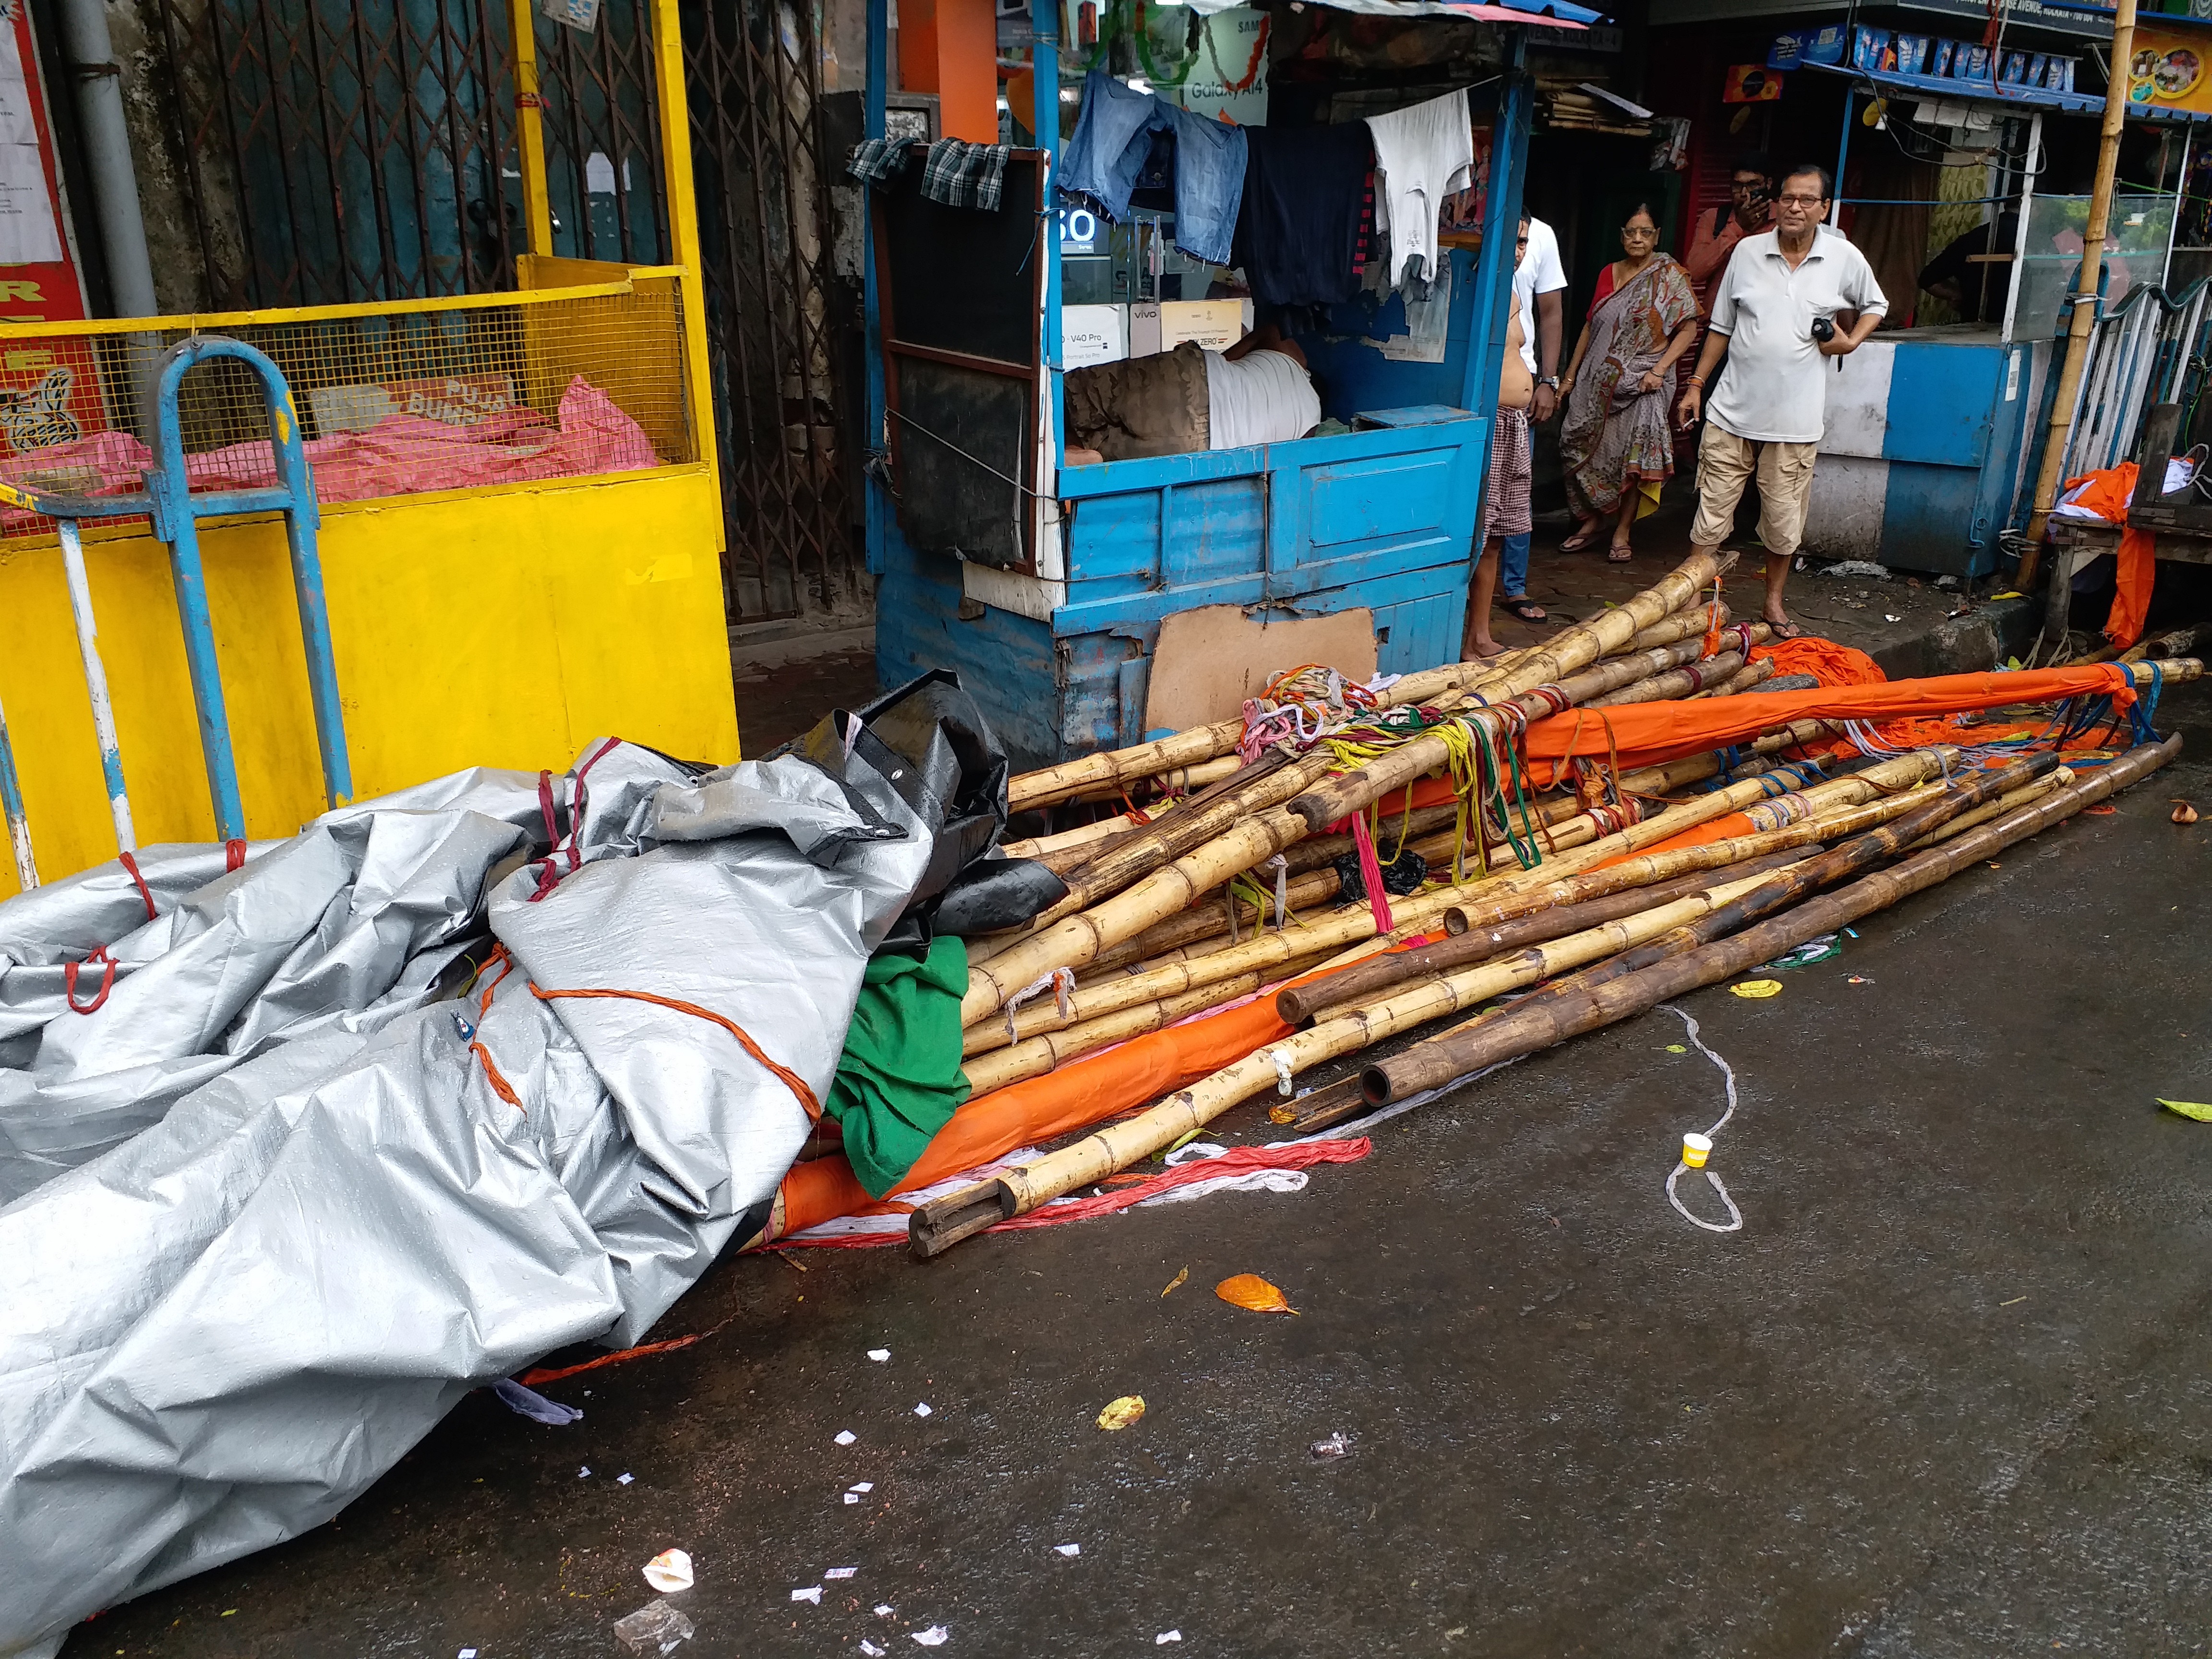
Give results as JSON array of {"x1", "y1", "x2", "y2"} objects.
[{"x1": 909, "y1": 551, "x2": 2202, "y2": 1258}]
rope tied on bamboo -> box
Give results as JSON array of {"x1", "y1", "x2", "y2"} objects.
[
  {"x1": 1742, "y1": 793, "x2": 1814, "y2": 832},
  {"x1": 1003, "y1": 967, "x2": 1077, "y2": 1041}
]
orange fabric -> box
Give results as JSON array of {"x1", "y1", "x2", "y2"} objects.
[
  {"x1": 768, "y1": 942, "x2": 1437, "y2": 1239},
  {"x1": 2107, "y1": 526, "x2": 2156, "y2": 649},
  {"x1": 1749, "y1": 635, "x2": 1883, "y2": 687},
  {"x1": 1521, "y1": 664, "x2": 2135, "y2": 781},
  {"x1": 2060, "y1": 465, "x2": 2154, "y2": 649}
]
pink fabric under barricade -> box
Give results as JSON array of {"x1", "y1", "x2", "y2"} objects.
[{"x1": 0, "y1": 374, "x2": 656, "y2": 529}]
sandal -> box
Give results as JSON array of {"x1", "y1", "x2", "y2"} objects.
[
  {"x1": 1765, "y1": 617, "x2": 1805, "y2": 640},
  {"x1": 1559, "y1": 529, "x2": 1603, "y2": 553},
  {"x1": 1606, "y1": 542, "x2": 1635, "y2": 563},
  {"x1": 1503, "y1": 597, "x2": 1549, "y2": 623}
]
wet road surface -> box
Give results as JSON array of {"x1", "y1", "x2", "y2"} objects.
[{"x1": 65, "y1": 696, "x2": 2212, "y2": 1659}]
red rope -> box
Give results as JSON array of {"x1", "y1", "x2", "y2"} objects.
[
  {"x1": 65, "y1": 947, "x2": 117, "y2": 1014},
  {"x1": 223, "y1": 839, "x2": 247, "y2": 873},
  {"x1": 117, "y1": 851, "x2": 156, "y2": 922}
]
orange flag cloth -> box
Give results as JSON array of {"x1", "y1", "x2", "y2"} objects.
[{"x1": 1521, "y1": 662, "x2": 2137, "y2": 785}]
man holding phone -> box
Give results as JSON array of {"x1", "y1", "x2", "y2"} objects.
[{"x1": 1675, "y1": 163, "x2": 1885, "y2": 638}]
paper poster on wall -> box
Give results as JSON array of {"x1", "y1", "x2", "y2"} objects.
[
  {"x1": 0, "y1": 0, "x2": 96, "y2": 468},
  {"x1": 2127, "y1": 24, "x2": 2212, "y2": 116},
  {"x1": 1175, "y1": 6, "x2": 1269, "y2": 127}
]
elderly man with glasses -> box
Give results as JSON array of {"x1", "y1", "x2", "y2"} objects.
[{"x1": 1675, "y1": 162, "x2": 1886, "y2": 638}]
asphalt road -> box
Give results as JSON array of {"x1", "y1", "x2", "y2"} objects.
[{"x1": 63, "y1": 691, "x2": 2212, "y2": 1659}]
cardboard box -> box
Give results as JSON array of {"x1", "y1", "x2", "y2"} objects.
[
  {"x1": 1158, "y1": 299, "x2": 1242, "y2": 351},
  {"x1": 1851, "y1": 25, "x2": 1893, "y2": 71},
  {"x1": 1932, "y1": 39, "x2": 1956, "y2": 77},
  {"x1": 1061, "y1": 304, "x2": 1128, "y2": 369},
  {"x1": 1954, "y1": 43, "x2": 1993, "y2": 81},
  {"x1": 1894, "y1": 33, "x2": 1931, "y2": 75}
]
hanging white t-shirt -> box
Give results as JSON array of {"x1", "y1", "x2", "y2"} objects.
[
  {"x1": 1363, "y1": 87, "x2": 1473, "y2": 288},
  {"x1": 1513, "y1": 216, "x2": 1568, "y2": 374},
  {"x1": 1203, "y1": 349, "x2": 1322, "y2": 451}
]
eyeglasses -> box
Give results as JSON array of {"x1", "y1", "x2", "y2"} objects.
[
  {"x1": 1775, "y1": 193, "x2": 1826, "y2": 207},
  {"x1": 1621, "y1": 225, "x2": 1658, "y2": 237}
]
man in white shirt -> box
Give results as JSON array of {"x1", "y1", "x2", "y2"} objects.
[
  {"x1": 1499, "y1": 213, "x2": 1566, "y2": 623},
  {"x1": 1676, "y1": 164, "x2": 1886, "y2": 637}
]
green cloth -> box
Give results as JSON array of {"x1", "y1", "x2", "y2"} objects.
[{"x1": 824, "y1": 935, "x2": 973, "y2": 1198}]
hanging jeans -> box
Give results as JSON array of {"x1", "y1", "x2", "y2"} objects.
[{"x1": 1057, "y1": 68, "x2": 1246, "y2": 266}]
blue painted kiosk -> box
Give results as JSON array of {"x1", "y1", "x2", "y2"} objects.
[
  {"x1": 858, "y1": 0, "x2": 1581, "y2": 769},
  {"x1": 1794, "y1": 56, "x2": 2199, "y2": 577}
]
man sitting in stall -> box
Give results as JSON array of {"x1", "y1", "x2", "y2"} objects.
[{"x1": 1062, "y1": 321, "x2": 1322, "y2": 465}]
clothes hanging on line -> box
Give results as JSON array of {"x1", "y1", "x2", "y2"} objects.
[
  {"x1": 1057, "y1": 68, "x2": 1246, "y2": 265},
  {"x1": 846, "y1": 137, "x2": 1012, "y2": 212},
  {"x1": 1364, "y1": 86, "x2": 1473, "y2": 288},
  {"x1": 1230, "y1": 120, "x2": 1376, "y2": 309}
]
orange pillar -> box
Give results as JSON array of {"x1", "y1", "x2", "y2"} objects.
[{"x1": 897, "y1": 0, "x2": 998, "y2": 143}]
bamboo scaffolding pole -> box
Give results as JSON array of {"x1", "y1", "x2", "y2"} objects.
[
  {"x1": 1909, "y1": 767, "x2": 2070, "y2": 847},
  {"x1": 1441, "y1": 784, "x2": 1940, "y2": 934},
  {"x1": 1005, "y1": 563, "x2": 1732, "y2": 816},
  {"x1": 969, "y1": 707, "x2": 1921, "y2": 1026},
  {"x1": 1357, "y1": 739, "x2": 2177, "y2": 1107},
  {"x1": 1274, "y1": 849, "x2": 1806, "y2": 1024},
  {"x1": 1033, "y1": 751, "x2": 1324, "y2": 926},
  {"x1": 1077, "y1": 867, "x2": 1347, "y2": 975},
  {"x1": 1282, "y1": 803, "x2": 1464, "y2": 874},
  {"x1": 1364, "y1": 752, "x2": 2063, "y2": 1102},
  {"x1": 1692, "y1": 657, "x2": 1778, "y2": 699},
  {"x1": 1284, "y1": 553, "x2": 1731, "y2": 832},
  {"x1": 958, "y1": 954, "x2": 1336, "y2": 1096},
  {"x1": 1587, "y1": 647, "x2": 1750, "y2": 708},
  {"x1": 911, "y1": 864, "x2": 1792, "y2": 1255}
]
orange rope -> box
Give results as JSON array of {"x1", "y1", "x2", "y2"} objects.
[
  {"x1": 518, "y1": 1332, "x2": 707, "y2": 1387},
  {"x1": 471, "y1": 1041, "x2": 523, "y2": 1110},
  {"x1": 529, "y1": 982, "x2": 823, "y2": 1121}
]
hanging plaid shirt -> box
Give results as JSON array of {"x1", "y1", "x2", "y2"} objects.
[
  {"x1": 846, "y1": 137, "x2": 914, "y2": 188},
  {"x1": 918, "y1": 139, "x2": 1009, "y2": 212}
]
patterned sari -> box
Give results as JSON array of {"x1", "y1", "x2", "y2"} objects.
[{"x1": 1558, "y1": 255, "x2": 1699, "y2": 520}]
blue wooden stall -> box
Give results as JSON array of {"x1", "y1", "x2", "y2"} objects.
[{"x1": 860, "y1": 0, "x2": 1563, "y2": 769}]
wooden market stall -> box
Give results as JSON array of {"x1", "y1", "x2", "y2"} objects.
[{"x1": 861, "y1": 0, "x2": 1596, "y2": 769}]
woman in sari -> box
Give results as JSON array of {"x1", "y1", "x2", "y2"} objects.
[{"x1": 1555, "y1": 204, "x2": 1700, "y2": 563}]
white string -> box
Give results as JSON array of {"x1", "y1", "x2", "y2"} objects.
[
  {"x1": 1266, "y1": 1048, "x2": 1295, "y2": 1097},
  {"x1": 1265, "y1": 853, "x2": 1288, "y2": 931},
  {"x1": 1662, "y1": 1004, "x2": 1745, "y2": 1234}
]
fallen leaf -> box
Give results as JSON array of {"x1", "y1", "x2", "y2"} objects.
[
  {"x1": 2158, "y1": 1098, "x2": 2212, "y2": 1122},
  {"x1": 1096, "y1": 1394, "x2": 1147, "y2": 1431},
  {"x1": 1730, "y1": 979, "x2": 1783, "y2": 999},
  {"x1": 1268, "y1": 1102, "x2": 1297, "y2": 1124},
  {"x1": 1161, "y1": 1267, "x2": 1189, "y2": 1298},
  {"x1": 1215, "y1": 1273, "x2": 1299, "y2": 1314},
  {"x1": 2172, "y1": 800, "x2": 2200, "y2": 825},
  {"x1": 1664, "y1": 1044, "x2": 1687, "y2": 1054}
]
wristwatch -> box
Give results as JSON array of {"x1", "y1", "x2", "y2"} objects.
[{"x1": 1539, "y1": 375, "x2": 1561, "y2": 388}]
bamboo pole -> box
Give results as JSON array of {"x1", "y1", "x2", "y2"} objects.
[
  {"x1": 1285, "y1": 553, "x2": 1731, "y2": 832},
  {"x1": 1691, "y1": 657, "x2": 1779, "y2": 699},
  {"x1": 2019, "y1": 0, "x2": 2140, "y2": 575},
  {"x1": 911, "y1": 864, "x2": 1791, "y2": 1255},
  {"x1": 1033, "y1": 751, "x2": 1325, "y2": 926},
  {"x1": 958, "y1": 955, "x2": 1334, "y2": 1096},
  {"x1": 1274, "y1": 849, "x2": 1806, "y2": 1024},
  {"x1": 1909, "y1": 767, "x2": 2070, "y2": 847},
  {"x1": 1587, "y1": 648, "x2": 1750, "y2": 708},
  {"x1": 1355, "y1": 738, "x2": 2178, "y2": 1110},
  {"x1": 1365, "y1": 752, "x2": 2062, "y2": 1102}
]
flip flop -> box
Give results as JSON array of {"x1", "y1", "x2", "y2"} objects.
[
  {"x1": 1765, "y1": 617, "x2": 1805, "y2": 639},
  {"x1": 1559, "y1": 529, "x2": 1603, "y2": 553},
  {"x1": 1606, "y1": 543, "x2": 1635, "y2": 563},
  {"x1": 1503, "y1": 597, "x2": 1549, "y2": 623}
]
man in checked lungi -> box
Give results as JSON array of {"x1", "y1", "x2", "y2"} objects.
[{"x1": 1462, "y1": 242, "x2": 1536, "y2": 662}]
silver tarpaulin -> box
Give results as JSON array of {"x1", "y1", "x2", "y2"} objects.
[{"x1": 0, "y1": 733, "x2": 938, "y2": 1658}]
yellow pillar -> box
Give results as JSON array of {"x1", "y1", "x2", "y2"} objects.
[
  {"x1": 650, "y1": 0, "x2": 724, "y2": 550},
  {"x1": 511, "y1": 0, "x2": 556, "y2": 257}
]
